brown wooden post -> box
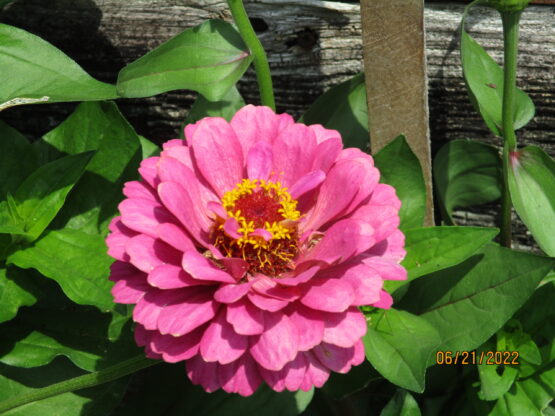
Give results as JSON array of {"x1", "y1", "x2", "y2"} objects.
[{"x1": 360, "y1": 0, "x2": 434, "y2": 226}]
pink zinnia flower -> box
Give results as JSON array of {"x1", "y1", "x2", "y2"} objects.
[{"x1": 106, "y1": 105, "x2": 406, "y2": 396}]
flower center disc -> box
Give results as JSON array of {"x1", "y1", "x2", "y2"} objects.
[{"x1": 213, "y1": 179, "x2": 301, "y2": 276}]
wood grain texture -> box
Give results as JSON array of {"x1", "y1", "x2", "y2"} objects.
[
  {"x1": 361, "y1": 0, "x2": 434, "y2": 225},
  {"x1": 1, "y1": 0, "x2": 553, "y2": 248}
]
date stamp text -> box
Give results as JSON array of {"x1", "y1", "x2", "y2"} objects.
[{"x1": 436, "y1": 350, "x2": 519, "y2": 365}]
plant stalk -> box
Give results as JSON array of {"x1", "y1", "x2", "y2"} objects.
[
  {"x1": 0, "y1": 355, "x2": 158, "y2": 415},
  {"x1": 227, "y1": 0, "x2": 276, "y2": 110},
  {"x1": 499, "y1": 10, "x2": 522, "y2": 248}
]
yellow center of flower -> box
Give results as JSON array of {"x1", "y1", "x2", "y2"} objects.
[{"x1": 213, "y1": 179, "x2": 301, "y2": 276}]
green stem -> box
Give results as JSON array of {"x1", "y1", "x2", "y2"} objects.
[
  {"x1": 0, "y1": 355, "x2": 158, "y2": 415},
  {"x1": 499, "y1": 10, "x2": 522, "y2": 248},
  {"x1": 227, "y1": 0, "x2": 276, "y2": 110}
]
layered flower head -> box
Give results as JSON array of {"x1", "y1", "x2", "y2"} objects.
[{"x1": 107, "y1": 105, "x2": 406, "y2": 396}]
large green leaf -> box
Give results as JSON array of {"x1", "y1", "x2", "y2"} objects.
[
  {"x1": 36, "y1": 101, "x2": 142, "y2": 234},
  {"x1": 386, "y1": 226, "x2": 499, "y2": 293},
  {"x1": 322, "y1": 360, "x2": 378, "y2": 399},
  {"x1": 380, "y1": 389, "x2": 421, "y2": 416},
  {"x1": 0, "y1": 122, "x2": 38, "y2": 197},
  {"x1": 508, "y1": 145, "x2": 555, "y2": 256},
  {"x1": 0, "y1": 24, "x2": 117, "y2": 110},
  {"x1": 8, "y1": 229, "x2": 114, "y2": 312},
  {"x1": 300, "y1": 73, "x2": 369, "y2": 150},
  {"x1": 398, "y1": 244, "x2": 554, "y2": 353},
  {"x1": 0, "y1": 306, "x2": 138, "y2": 371},
  {"x1": 0, "y1": 358, "x2": 128, "y2": 416},
  {"x1": 433, "y1": 139, "x2": 502, "y2": 223},
  {"x1": 460, "y1": 1, "x2": 535, "y2": 136},
  {"x1": 0, "y1": 267, "x2": 39, "y2": 324},
  {"x1": 184, "y1": 86, "x2": 245, "y2": 127},
  {"x1": 117, "y1": 20, "x2": 252, "y2": 100},
  {"x1": 12, "y1": 151, "x2": 94, "y2": 241},
  {"x1": 374, "y1": 135, "x2": 426, "y2": 230},
  {"x1": 364, "y1": 309, "x2": 442, "y2": 393},
  {"x1": 117, "y1": 363, "x2": 313, "y2": 416}
]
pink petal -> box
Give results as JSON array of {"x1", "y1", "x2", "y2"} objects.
[
  {"x1": 106, "y1": 218, "x2": 135, "y2": 262},
  {"x1": 214, "y1": 282, "x2": 254, "y2": 303},
  {"x1": 207, "y1": 201, "x2": 227, "y2": 219},
  {"x1": 248, "y1": 292, "x2": 289, "y2": 312},
  {"x1": 123, "y1": 180, "x2": 157, "y2": 201},
  {"x1": 272, "y1": 123, "x2": 318, "y2": 187},
  {"x1": 150, "y1": 326, "x2": 203, "y2": 362},
  {"x1": 133, "y1": 289, "x2": 172, "y2": 330},
  {"x1": 138, "y1": 157, "x2": 160, "y2": 189},
  {"x1": 125, "y1": 235, "x2": 181, "y2": 273},
  {"x1": 158, "y1": 181, "x2": 211, "y2": 246},
  {"x1": 226, "y1": 298, "x2": 264, "y2": 335},
  {"x1": 300, "y1": 278, "x2": 355, "y2": 312},
  {"x1": 189, "y1": 117, "x2": 244, "y2": 196},
  {"x1": 322, "y1": 308, "x2": 367, "y2": 348},
  {"x1": 260, "y1": 352, "x2": 307, "y2": 392},
  {"x1": 147, "y1": 263, "x2": 210, "y2": 289},
  {"x1": 367, "y1": 229, "x2": 406, "y2": 263},
  {"x1": 134, "y1": 323, "x2": 152, "y2": 347},
  {"x1": 247, "y1": 140, "x2": 273, "y2": 180},
  {"x1": 156, "y1": 222, "x2": 196, "y2": 253},
  {"x1": 223, "y1": 217, "x2": 242, "y2": 239},
  {"x1": 300, "y1": 219, "x2": 375, "y2": 266},
  {"x1": 186, "y1": 355, "x2": 221, "y2": 393},
  {"x1": 156, "y1": 288, "x2": 219, "y2": 336},
  {"x1": 372, "y1": 290, "x2": 393, "y2": 309},
  {"x1": 250, "y1": 311, "x2": 299, "y2": 371},
  {"x1": 308, "y1": 124, "x2": 342, "y2": 144},
  {"x1": 219, "y1": 354, "x2": 262, "y2": 397},
  {"x1": 363, "y1": 257, "x2": 407, "y2": 281},
  {"x1": 277, "y1": 264, "x2": 321, "y2": 287},
  {"x1": 251, "y1": 276, "x2": 300, "y2": 301},
  {"x1": 313, "y1": 342, "x2": 356, "y2": 373},
  {"x1": 184, "y1": 123, "x2": 197, "y2": 141},
  {"x1": 200, "y1": 309, "x2": 248, "y2": 364},
  {"x1": 312, "y1": 136, "x2": 343, "y2": 173},
  {"x1": 287, "y1": 304, "x2": 325, "y2": 351},
  {"x1": 208, "y1": 246, "x2": 248, "y2": 280},
  {"x1": 289, "y1": 170, "x2": 326, "y2": 199},
  {"x1": 119, "y1": 197, "x2": 176, "y2": 238},
  {"x1": 182, "y1": 250, "x2": 236, "y2": 283},
  {"x1": 301, "y1": 352, "x2": 330, "y2": 390},
  {"x1": 110, "y1": 261, "x2": 149, "y2": 304},
  {"x1": 250, "y1": 228, "x2": 272, "y2": 241}
]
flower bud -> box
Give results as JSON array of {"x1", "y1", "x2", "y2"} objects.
[{"x1": 484, "y1": 0, "x2": 530, "y2": 12}]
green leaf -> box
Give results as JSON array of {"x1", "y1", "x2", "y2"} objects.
[
  {"x1": 380, "y1": 389, "x2": 422, "y2": 416},
  {"x1": 0, "y1": 306, "x2": 138, "y2": 371},
  {"x1": 516, "y1": 281, "x2": 555, "y2": 337},
  {"x1": 139, "y1": 136, "x2": 160, "y2": 159},
  {"x1": 386, "y1": 226, "x2": 498, "y2": 293},
  {"x1": 0, "y1": 24, "x2": 117, "y2": 110},
  {"x1": 0, "y1": 267, "x2": 39, "y2": 323},
  {"x1": 36, "y1": 102, "x2": 142, "y2": 234},
  {"x1": 116, "y1": 363, "x2": 313, "y2": 416},
  {"x1": 8, "y1": 229, "x2": 114, "y2": 312},
  {"x1": 0, "y1": 358, "x2": 128, "y2": 416},
  {"x1": 364, "y1": 309, "x2": 442, "y2": 393},
  {"x1": 508, "y1": 145, "x2": 555, "y2": 256},
  {"x1": 13, "y1": 151, "x2": 94, "y2": 241},
  {"x1": 433, "y1": 139, "x2": 502, "y2": 223},
  {"x1": 460, "y1": 1, "x2": 535, "y2": 136},
  {"x1": 300, "y1": 73, "x2": 369, "y2": 151},
  {"x1": 477, "y1": 341, "x2": 519, "y2": 401},
  {"x1": 322, "y1": 360, "x2": 379, "y2": 399},
  {"x1": 184, "y1": 86, "x2": 245, "y2": 126},
  {"x1": 398, "y1": 244, "x2": 554, "y2": 353},
  {"x1": 117, "y1": 20, "x2": 252, "y2": 101},
  {"x1": 0, "y1": 122, "x2": 38, "y2": 197},
  {"x1": 374, "y1": 135, "x2": 426, "y2": 230}
]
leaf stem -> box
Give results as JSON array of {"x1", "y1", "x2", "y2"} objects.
[
  {"x1": 227, "y1": 0, "x2": 276, "y2": 110},
  {"x1": 0, "y1": 355, "x2": 158, "y2": 415},
  {"x1": 499, "y1": 10, "x2": 522, "y2": 248}
]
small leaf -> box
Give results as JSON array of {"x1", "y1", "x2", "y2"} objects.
[
  {"x1": 380, "y1": 389, "x2": 422, "y2": 416},
  {"x1": 13, "y1": 151, "x2": 94, "y2": 241},
  {"x1": 117, "y1": 20, "x2": 252, "y2": 101},
  {"x1": 364, "y1": 309, "x2": 441, "y2": 393},
  {"x1": 8, "y1": 229, "x2": 115, "y2": 312},
  {"x1": 508, "y1": 145, "x2": 555, "y2": 256},
  {"x1": 0, "y1": 267, "x2": 39, "y2": 323},
  {"x1": 387, "y1": 226, "x2": 498, "y2": 293},
  {"x1": 433, "y1": 139, "x2": 502, "y2": 223},
  {"x1": 139, "y1": 136, "x2": 160, "y2": 159},
  {"x1": 184, "y1": 86, "x2": 245, "y2": 127},
  {"x1": 477, "y1": 341, "x2": 519, "y2": 401},
  {"x1": 460, "y1": 1, "x2": 535, "y2": 135},
  {"x1": 0, "y1": 24, "x2": 117, "y2": 110},
  {"x1": 300, "y1": 73, "x2": 369, "y2": 150},
  {"x1": 398, "y1": 244, "x2": 554, "y2": 353},
  {"x1": 374, "y1": 135, "x2": 426, "y2": 230},
  {"x1": 0, "y1": 122, "x2": 38, "y2": 196}
]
